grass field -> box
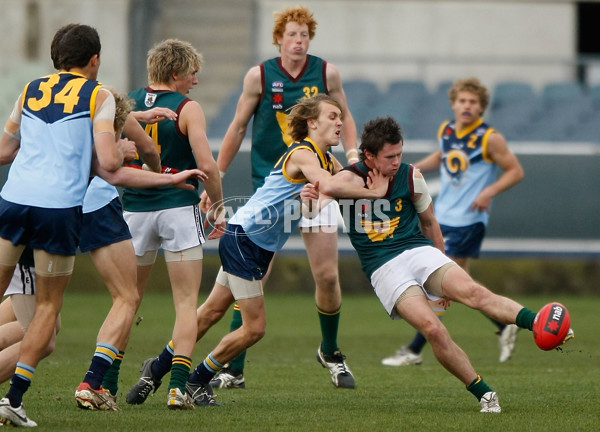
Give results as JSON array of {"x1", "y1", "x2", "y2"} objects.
[{"x1": 1, "y1": 291, "x2": 598, "y2": 431}]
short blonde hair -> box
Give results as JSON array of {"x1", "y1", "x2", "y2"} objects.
[
  {"x1": 448, "y1": 77, "x2": 490, "y2": 113},
  {"x1": 272, "y1": 5, "x2": 317, "y2": 47},
  {"x1": 147, "y1": 39, "x2": 203, "y2": 85}
]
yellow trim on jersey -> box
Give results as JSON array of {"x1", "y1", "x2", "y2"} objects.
[
  {"x1": 454, "y1": 117, "x2": 483, "y2": 139},
  {"x1": 305, "y1": 137, "x2": 332, "y2": 172},
  {"x1": 436, "y1": 120, "x2": 450, "y2": 140},
  {"x1": 20, "y1": 83, "x2": 29, "y2": 110},
  {"x1": 89, "y1": 84, "x2": 101, "y2": 120},
  {"x1": 281, "y1": 145, "x2": 313, "y2": 183},
  {"x1": 481, "y1": 127, "x2": 496, "y2": 163}
]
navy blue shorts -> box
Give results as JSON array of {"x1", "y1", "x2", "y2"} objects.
[
  {"x1": 79, "y1": 198, "x2": 132, "y2": 252},
  {"x1": 440, "y1": 222, "x2": 486, "y2": 258},
  {"x1": 0, "y1": 198, "x2": 82, "y2": 255},
  {"x1": 219, "y1": 224, "x2": 274, "y2": 281}
]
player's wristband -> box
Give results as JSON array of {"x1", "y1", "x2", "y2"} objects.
[
  {"x1": 345, "y1": 149, "x2": 359, "y2": 163},
  {"x1": 219, "y1": 170, "x2": 226, "y2": 179}
]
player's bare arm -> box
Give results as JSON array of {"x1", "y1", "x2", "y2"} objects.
[
  {"x1": 288, "y1": 148, "x2": 388, "y2": 199},
  {"x1": 93, "y1": 89, "x2": 123, "y2": 172},
  {"x1": 417, "y1": 204, "x2": 445, "y2": 253},
  {"x1": 116, "y1": 138, "x2": 137, "y2": 162},
  {"x1": 0, "y1": 95, "x2": 23, "y2": 165},
  {"x1": 180, "y1": 99, "x2": 225, "y2": 236},
  {"x1": 472, "y1": 131, "x2": 524, "y2": 212},
  {"x1": 217, "y1": 66, "x2": 262, "y2": 173},
  {"x1": 133, "y1": 107, "x2": 177, "y2": 124},
  {"x1": 122, "y1": 115, "x2": 161, "y2": 172},
  {"x1": 326, "y1": 63, "x2": 358, "y2": 163},
  {"x1": 95, "y1": 162, "x2": 207, "y2": 190},
  {"x1": 413, "y1": 149, "x2": 442, "y2": 173}
]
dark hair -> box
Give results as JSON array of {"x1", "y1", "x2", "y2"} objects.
[
  {"x1": 359, "y1": 116, "x2": 403, "y2": 160},
  {"x1": 50, "y1": 24, "x2": 78, "y2": 70},
  {"x1": 56, "y1": 24, "x2": 101, "y2": 70}
]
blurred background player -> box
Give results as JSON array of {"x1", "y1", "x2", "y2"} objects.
[
  {"x1": 381, "y1": 77, "x2": 525, "y2": 367},
  {"x1": 200, "y1": 4, "x2": 359, "y2": 390}
]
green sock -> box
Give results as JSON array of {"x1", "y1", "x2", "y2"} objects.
[
  {"x1": 169, "y1": 355, "x2": 192, "y2": 393},
  {"x1": 227, "y1": 305, "x2": 246, "y2": 373},
  {"x1": 516, "y1": 307, "x2": 537, "y2": 330},
  {"x1": 101, "y1": 351, "x2": 124, "y2": 395},
  {"x1": 466, "y1": 374, "x2": 493, "y2": 400},
  {"x1": 317, "y1": 306, "x2": 340, "y2": 354}
]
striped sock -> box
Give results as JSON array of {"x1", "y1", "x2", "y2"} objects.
[
  {"x1": 6, "y1": 363, "x2": 34, "y2": 407},
  {"x1": 169, "y1": 355, "x2": 192, "y2": 393},
  {"x1": 83, "y1": 342, "x2": 118, "y2": 389},
  {"x1": 189, "y1": 353, "x2": 224, "y2": 385},
  {"x1": 152, "y1": 341, "x2": 175, "y2": 379},
  {"x1": 101, "y1": 351, "x2": 124, "y2": 395}
]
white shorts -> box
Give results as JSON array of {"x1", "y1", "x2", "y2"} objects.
[
  {"x1": 298, "y1": 200, "x2": 342, "y2": 229},
  {"x1": 5, "y1": 264, "x2": 35, "y2": 296},
  {"x1": 123, "y1": 204, "x2": 206, "y2": 256},
  {"x1": 215, "y1": 267, "x2": 264, "y2": 300},
  {"x1": 4, "y1": 264, "x2": 36, "y2": 332},
  {"x1": 370, "y1": 246, "x2": 454, "y2": 319}
]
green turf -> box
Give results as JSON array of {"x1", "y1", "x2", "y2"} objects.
[{"x1": 1, "y1": 292, "x2": 597, "y2": 431}]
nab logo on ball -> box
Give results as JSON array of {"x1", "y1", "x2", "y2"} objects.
[
  {"x1": 543, "y1": 304, "x2": 566, "y2": 335},
  {"x1": 532, "y1": 302, "x2": 571, "y2": 351}
]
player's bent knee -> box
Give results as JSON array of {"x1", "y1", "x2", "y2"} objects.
[
  {"x1": 245, "y1": 326, "x2": 266, "y2": 345},
  {"x1": 419, "y1": 317, "x2": 448, "y2": 342},
  {"x1": 197, "y1": 307, "x2": 225, "y2": 328}
]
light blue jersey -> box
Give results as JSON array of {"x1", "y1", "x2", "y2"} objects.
[
  {"x1": 229, "y1": 138, "x2": 334, "y2": 251},
  {"x1": 434, "y1": 119, "x2": 498, "y2": 227},
  {"x1": 1, "y1": 72, "x2": 102, "y2": 208},
  {"x1": 83, "y1": 177, "x2": 119, "y2": 214}
]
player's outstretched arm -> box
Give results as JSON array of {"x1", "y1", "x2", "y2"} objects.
[{"x1": 0, "y1": 95, "x2": 23, "y2": 165}]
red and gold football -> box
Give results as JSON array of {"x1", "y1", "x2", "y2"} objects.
[{"x1": 532, "y1": 302, "x2": 571, "y2": 350}]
